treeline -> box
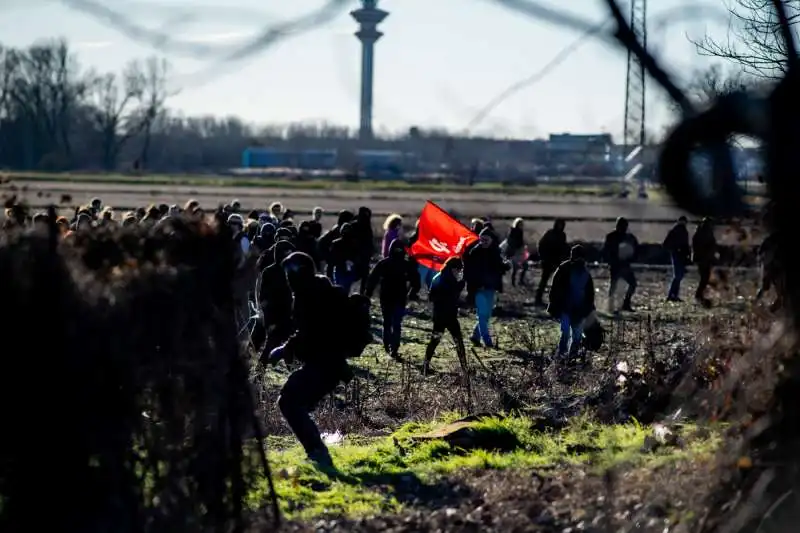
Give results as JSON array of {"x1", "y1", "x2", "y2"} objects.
[{"x1": 0, "y1": 38, "x2": 506, "y2": 175}]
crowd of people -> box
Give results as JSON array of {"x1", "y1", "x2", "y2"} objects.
[{"x1": 3, "y1": 195, "x2": 780, "y2": 470}]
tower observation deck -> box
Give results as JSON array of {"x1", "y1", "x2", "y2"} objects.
[{"x1": 351, "y1": 0, "x2": 388, "y2": 140}]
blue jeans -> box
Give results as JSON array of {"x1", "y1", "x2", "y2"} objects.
[
  {"x1": 418, "y1": 264, "x2": 435, "y2": 291},
  {"x1": 381, "y1": 302, "x2": 405, "y2": 353},
  {"x1": 559, "y1": 313, "x2": 583, "y2": 355},
  {"x1": 471, "y1": 289, "x2": 496, "y2": 347},
  {"x1": 669, "y1": 255, "x2": 686, "y2": 298},
  {"x1": 333, "y1": 268, "x2": 356, "y2": 295}
]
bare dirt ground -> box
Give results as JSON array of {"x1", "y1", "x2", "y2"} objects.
[{"x1": 8, "y1": 179, "x2": 763, "y2": 245}]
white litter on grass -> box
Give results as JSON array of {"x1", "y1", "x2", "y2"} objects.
[
  {"x1": 616, "y1": 361, "x2": 629, "y2": 373},
  {"x1": 322, "y1": 431, "x2": 344, "y2": 446}
]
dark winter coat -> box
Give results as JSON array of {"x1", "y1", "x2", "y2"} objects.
[
  {"x1": 466, "y1": 244, "x2": 508, "y2": 294},
  {"x1": 365, "y1": 240, "x2": 420, "y2": 305},
  {"x1": 537, "y1": 229, "x2": 569, "y2": 266},
  {"x1": 547, "y1": 259, "x2": 595, "y2": 320},
  {"x1": 663, "y1": 223, "x2": 691, "y2": 263}
]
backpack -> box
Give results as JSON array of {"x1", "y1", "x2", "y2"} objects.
[
  {"x1": 582, "y1": 320, "x2": 605, "y2": 352},
  {"x1": 341, "y1": 293, "x2": 373, "y2": 358}
]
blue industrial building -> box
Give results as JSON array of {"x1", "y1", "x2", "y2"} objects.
[{"x1": 241, "y1": 147, "x2": 338, "y2": 170}]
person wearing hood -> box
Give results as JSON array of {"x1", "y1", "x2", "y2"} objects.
[
  {"x1": 547, "y1": 245, "x2": 595, "y2": 358},
  {"x1": 465, "y1": 228, "x2": 509, "y2": 348},
  {"x1": 662, "y1": 216, "x2": 691, "y2": 302},
  {"x1": 353, "y1": 206, "x2": 375, "y2": 294},
  {"x1": 296, "y1": 221, "x2": 319, "y2": 264},
  {"x1": 365, "y1": 239, "x2": 421, "y2": 360},
  {"x1": 266, "y1": 252, "x2": 356, "y2": 470},
  {"x1": 535, "y1": 219, "x2": 569, "y2": 306},
  {"x1": 255, "y1": 223, "x2": 277, "y2": 268},
  {"x1": 318, "y1": 209, "x2": 354, "y2": 269},
  {"x1": 382, "y1": 214, "x2": 403, "y2": 258},
  {"x1": 328, "y1": 222, "x2": 360, "y2": 294},
  {"x1": 255, "y1": 240, "x2": 297, "y2": 363},
  {"x1": 423, "y1": 257, "x2": 467, "y2": 375},
  {"x1": 602, "y1": 217, "x2": 639, "y2": 312},
  {"x1": 692, "y1": 217, "x2": 717, "y2": 306}
]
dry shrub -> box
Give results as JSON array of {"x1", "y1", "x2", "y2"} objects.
[{"x1": 0, "y1": 210, "x2": 274, "y2": 533}]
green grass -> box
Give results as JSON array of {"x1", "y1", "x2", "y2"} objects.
[
  {"x1": 248, "y1": 414, "x2": 720, "y2": 521},
  {"x1": 5, "y1": 170, "x2": 623, "y2": 196}
]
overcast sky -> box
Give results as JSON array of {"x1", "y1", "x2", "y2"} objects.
[{"x1": 1, "y1": 0, "x2": 731, "y2": 139}]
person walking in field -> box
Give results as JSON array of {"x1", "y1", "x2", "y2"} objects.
[
  {"x1": 502, "y1": 218, "x2": 529, "y2": 287},
  {"x1": 465, "y1": 228, "x2": 509, "y2": 348},
  {"x1": 365, "y1": 239, "x2": 420, "y2": 360},
  {"x1": 535, "y1": 219, "x2": 570, "y2": 306},
  {"x1": 382, "y1": 214, "x2": 404, "y2": 258},
  {"x1": 423, "y1": 257, "x2": 468, "y2": 375},
  {"x1": 603, "y1": 217, "x2": 639, "y2": 312},
  {"x1": 663, "y1": 216, "x2": 691, "y2": 302},
  {"x1": 547, "y1": 245, "x2": 595, "y2": 358},
  {"x1": 692, "y1": 217, "x2": 717, "y2": 307}
]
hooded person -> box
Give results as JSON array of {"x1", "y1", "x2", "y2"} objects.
[
  {"x1": 692, "y1": 217, "x2": 717, "y2": 306},
  {"x1": 365, "y1": 239, "x2": 421, "y2": 360},
  {"x1": 255, "y1": 240, "x2": 297, "y2": 362},
  {"x1": 535, "y1": 219, "x2": 569, "y2": 306},
  {"x1": 328, "y1": 222, "x2": 360, "y2": 294},
  {"x1": 547, "y1": 245, "x2": 596, "y2": 358},
  {"x1": 318, "y1": 209, "x2": 355, "y2": 268},
  {"x1": 602, "y1": 216, "x2": 639, "y2": 312},
  {"x1": 353, "y1": 206, "x2": 375, "y2": 293},
  {"x1": 663, "y1": 215, "x2": 691, "y2": 302},
  {"x1": 423, "y1": 257, "x2": 467, "y2": 375},
  {"x1": 266, "y1": 252, "x2": 357, "y2": 470}
]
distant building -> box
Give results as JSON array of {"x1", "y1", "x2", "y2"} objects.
[
  {"x1": 546, "y1": 133, "x2": 615, "y2": 176},
  {"x1": 241, "y1": 147, "x2": 338, "y2": 170}
]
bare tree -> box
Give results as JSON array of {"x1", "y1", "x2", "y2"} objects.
[
  {"x1": 134, "y1": 57, "x2": 174, "y2": 171},
  {"x1": 694, "y1": 0, "x2": 800, "y2": 80}
]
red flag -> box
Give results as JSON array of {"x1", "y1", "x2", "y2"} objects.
[{"x1": 410, "y1": 201, "x2": 478, "y2": 270}]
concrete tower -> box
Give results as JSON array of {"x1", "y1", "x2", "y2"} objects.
[{"x1": 351, "y1": 0, "x2": 388, "y2": 140}]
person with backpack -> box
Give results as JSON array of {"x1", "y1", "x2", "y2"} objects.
[
  {"x1": 423, "y1": 257, "x2": 468, "y2": 375},
  {"x1": 662, "y1": 216, "x2": 691, "y2": 302},
  {"x1": 266, "y1": 252, "x2": 372, "y2": 470},
  {"x1": 547, "y1": 245, "x2": 596, "y2": 359},
  {"x1": 365, "y1": 239, "x2": 421, "y2": 360}
]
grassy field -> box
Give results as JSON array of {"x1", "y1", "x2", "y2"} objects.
[
  {"x1": 246, "y1": 266, "x2": 768, "y2": 530},
  {"x1": 2, "y1": 170, "x2": 636, "y2": 196}
]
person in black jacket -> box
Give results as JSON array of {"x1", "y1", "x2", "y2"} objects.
[
  {"x1": 692, "y1": 217, "x2": 717, "y2": 306},
  {"x1": 423, "y1": 257, "x2": 467, "y2": 375},
  {"x1": 535, "y1": 219, "x2": 569, "y2": 306},
  {"x1": 465, "y1": 228, "x2": 509, "y2": 348},
  {"x1": 318, "y1": 210, "x2": 353, "y2": 264},
  {"x1": 352, "y1": 206, "x2": 375, "y2": 293},
  {"x1": 662, "y1": 216, "x2": 691, "y2": 302},
  {"x1": 256, "y1": 240, "x2": 297, "y2": 364},
  {"x1": 308, "y1": 207, "x2": 324, "y2": 239},
  {"x1": 547, "y1": 245, "x2": 595, "y2": 358},
  {"x1": 328, "y1": 222, "x2": 360, "y2": 294},
  {"x1": 266, "y1": 252, "x2": 354, "y2": 470},
  {"x1": 296, "y1": 221, "x2": 319, "y2": 265},
  {"x1": 602, "y1": 217, "x2": 639, "y2": 312},
  {"x1": 365, "y1": 239, "x2": 421, "y2": 359}
]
